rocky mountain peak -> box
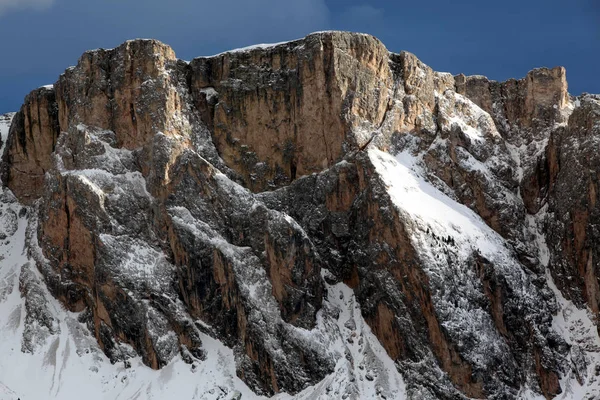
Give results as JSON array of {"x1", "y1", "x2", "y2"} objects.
[
  {"x1": 455, "y1": 65, "x2": 569, "y2": 141},
  {"x1": 1, "y1": 31, "x2": 600, "y2": 399}
]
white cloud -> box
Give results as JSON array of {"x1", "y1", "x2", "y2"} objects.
[{"x1": 0, "y1": 0, "x2": 54, "y2": 15}]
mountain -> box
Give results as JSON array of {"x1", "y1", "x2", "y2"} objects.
[{"x1": 0, "y1": 31, "x2": 600, "y2": 399}]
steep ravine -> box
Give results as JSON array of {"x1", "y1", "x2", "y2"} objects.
[{"x1": 1, "y1": 31, "x2": 600, "y2": 399}]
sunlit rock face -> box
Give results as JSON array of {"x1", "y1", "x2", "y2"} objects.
[{"x1": 1, "y1": 31, "x2": 600, "y2": 399}]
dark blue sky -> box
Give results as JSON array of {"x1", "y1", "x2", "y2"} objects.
[{"x1": 0, "y1": 0, "x2": 597, "y2": 113}]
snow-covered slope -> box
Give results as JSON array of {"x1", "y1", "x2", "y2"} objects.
[
  {"x1": 0, "y1": 248, "x2": 405, "y2": 399},
  {"x1": 368, "y1": 146, "x2": 600, "y2": 399},
  {"x1": 0, "y1": 235, "x2": 407, "y2": 399}
]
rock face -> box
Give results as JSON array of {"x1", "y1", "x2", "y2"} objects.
[
  {"x1": 189, "y1": 32, "x2": 392, "y2": 192},
  {"x1": 2, "y1": 31, "x2": 600, "y2": 399},
  {"x1": 1, "y1": 88, "x2": 59, "y2": 202},
  {"x1": 546, "y1": 96, "x2": 600, "y2": 313}
]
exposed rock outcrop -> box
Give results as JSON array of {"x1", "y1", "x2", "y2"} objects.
[
  {"x1": 546, "y1": 96, "x2": 600, "y2": 314},
  {"x1": 455, "y1": 66, "x2": 568, "y2": 140},
  {"x1": 2, "y1": 31, "x2": 600, "y2": 399},
  {"x1": 189, "y1": 32, "x2": 393, "y2": 192},
  {"x1": 1, "y1": 87, "x2": 59, "y2": 202}
]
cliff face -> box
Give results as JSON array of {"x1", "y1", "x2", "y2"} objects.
[
  {"x1": 1, "y1": 31, "x2": 600, "y2": 399},
  {"x1": 189, "y1": 33, "x2": 392, "y2": 192}
]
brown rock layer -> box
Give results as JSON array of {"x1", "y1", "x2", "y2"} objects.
[
  {"x1": 455, "y1": 66, "x2": 568, "y2": 141},
  {"x1": 189, "y1": 32, "x2": 393, "y2": 191},
  {"x1": 547, "y1": 96, "x2": 600, "y2": 316},
  {"x1": 1, "y1": 87, "x2": 60, "y2": 202}
]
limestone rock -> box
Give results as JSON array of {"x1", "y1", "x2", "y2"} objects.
[
  {"x1": 189, "y1": 32, "x2": 393, "y2": 191},
  {"x1": 2, "y1": 31, "x2": 600, "y2": 400},
  {"x1": 1, "y1": 87, "x2": 59, "y2": 202},
  {"x1": 455, "y1": 66, "x2": 568, "y2": 142},
  {"x1": 546, "y1": 95, "x2": 600, "y2": 313}
]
